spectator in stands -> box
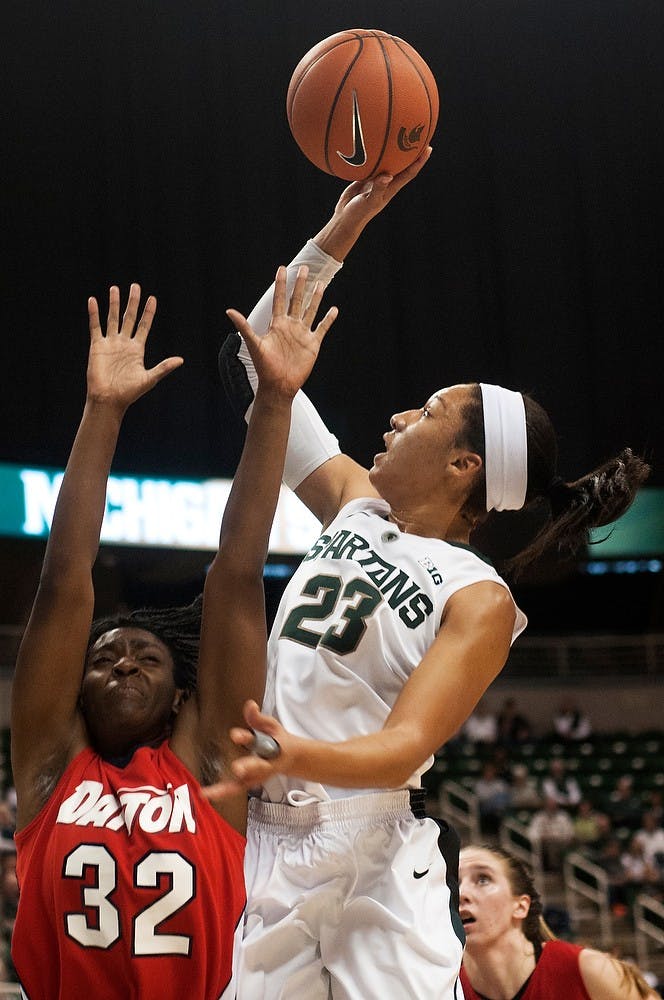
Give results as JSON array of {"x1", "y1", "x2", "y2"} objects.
[
  {"x1": 0, "y1": 800, "x2": 14, "y2": 855},
  {"x1": 634, "y1": 812, "x2": 664, "y2": 877},
  {"x1": 463, "y1": 700, "x2": 498, "y2": 745},
  {"x1": 510, "y1": 763, "x2": 543, "y2": 811},
  {"x1": 496, "y1": 697, "x2": 533, "y2": 747},
  {"x1": 541, "y1": 758, "x2": 582, "y2": 808},
  {"x1": 489, "y1": 744, "x2": 513, "y2": 783},
  {"x1": 605, "y1": 775, "x2": 644, "y2": 831},
  {"x1": 0, "y1": 849, "x2": 18, "y2": 984},
  {"x1": 619, "y1": 835, "x2": 662, "y2": 910},
  {"x1": 596, "y1": 836, "x2": 630, "y2": 912},
  {"x1": 645, "y1": 790, "x2": 664, "y2": 826},
  {"x1": 527, "y1": 796, "x2": 575, "y2": 871},
  {"x1": 572, "y1": 798, "x2": 609, "y2": 851},
  {"x1": 475, "y1": 761, "x2": 512, "y2": 836},
  {"x1": 553, "y1": 697, "x2": 593, "y2": 741}
]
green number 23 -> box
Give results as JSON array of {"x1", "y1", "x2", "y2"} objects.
[{"x1": 280, "y1": 573, "x2": 382, "y2": 655}]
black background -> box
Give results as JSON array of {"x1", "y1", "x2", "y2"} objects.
[{"x1": 1, "y1": 1, "x2": 663, "y2": 632}]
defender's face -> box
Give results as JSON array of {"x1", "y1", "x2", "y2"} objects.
[
  {"x1": 81, "y1": 627, "x2": 181, "y2": 741},
  {"x1": 458, "y1": 847, "x2": 528, "y2": 949}
]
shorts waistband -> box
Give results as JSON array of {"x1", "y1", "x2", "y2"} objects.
[{"x1": 248, "y1": 789, "x2": 417, "y2": 833}]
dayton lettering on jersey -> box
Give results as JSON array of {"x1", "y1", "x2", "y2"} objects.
[
  {"x1": 303, "y1": 528, "x2": 435, "y2": 628},
  {"x1": 56, "y1": 780, "x2": 196, "y2": 834}
]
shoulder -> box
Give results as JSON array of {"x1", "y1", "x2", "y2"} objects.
[
  {"x1": 438, "y1": 545, "x2": 527, "y2": 638},
  {"x1": 541, "y1": 939, "x2": 582, "y2": 957},
  {"x1": 533, "y1": 941, "x2": 588, "y2": 992},
  {"x1": 444, "y1": 578, "x2": 517, "y2": 633},
  {"x1": 578, "y1": 947, "x2": 645, "y2": 999}
]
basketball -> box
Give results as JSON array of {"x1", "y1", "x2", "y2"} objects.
[{"x1": 286, "y1": 29, "x2": 439, "y2": 181}]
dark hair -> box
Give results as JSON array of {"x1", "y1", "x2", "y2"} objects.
[
  {"x1": 476, "y1": 846, "x2": 655, "y2": 996},
  {"x1": 456, "y1": 385, "x2": 651, "y2": 575},
  {"x1": 87, "y1": 594, "x2": 202, "y2": 694}
]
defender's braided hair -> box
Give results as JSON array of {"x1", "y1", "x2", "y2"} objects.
[{"x1": 87, "y1": 594, "x2": 203, "y2": 694}]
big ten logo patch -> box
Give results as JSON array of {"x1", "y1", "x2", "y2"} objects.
[{"x1": 418, "y1": 556, "x2": 443, "y2": 585}]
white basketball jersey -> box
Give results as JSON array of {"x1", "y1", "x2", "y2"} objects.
[{"x1": 263, "y1": 496, "x2": 527, "y2": 802}]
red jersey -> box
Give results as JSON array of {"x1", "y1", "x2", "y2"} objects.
[
  {"x1": 460, "y1": 940, "x2": 592, "y2": 999},
  {"x1": 13, "y1": 744, "x2": 246, "y2": 999}
]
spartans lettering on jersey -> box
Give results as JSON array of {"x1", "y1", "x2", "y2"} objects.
[
  {"x1": 303, "y1": 528, "x2": 436, "y2": 628},
  {"x1": 56, "y1": 780, "x2": 196, "y2": 834}
]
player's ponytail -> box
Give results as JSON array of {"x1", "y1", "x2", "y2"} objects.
[
  {"x1": 453, "y1": 386, "x2": 649, "y2": 574},
  {"x1": 507, "y1": 394, "x2": 650, "y2": 573}
]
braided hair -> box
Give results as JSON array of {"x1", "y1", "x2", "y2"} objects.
[
  {"x1": 455, "y1": 385, "x2": 651, "y2": 576},
  {"x1": 87, "y1": 594, "x2": 203, "y2": 695}
]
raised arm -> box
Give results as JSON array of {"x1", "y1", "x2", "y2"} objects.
[
  {"x1": 183, "y1": 267, "x2": 337, "y2": 827},
  {"x1": 11, "y1": 286, "x2": 182, "y2": 830},
  {"x1": 219, "y1": 149, "x2": 433, "y2": 526}
]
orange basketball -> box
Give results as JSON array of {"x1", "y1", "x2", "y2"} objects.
[{"x1": 286, "y1": 29, "x2": 439, "y2": 181}]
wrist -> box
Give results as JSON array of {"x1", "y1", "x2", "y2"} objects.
[
  {"x1": 312, "y1": 214, "x2": 368, "y2": 262},
  {"x1": 287, "y1": 734, "x2": 321, "y2": 780},
  {"x1": 83, "y1": 395, "x2": 128, "y2": 424},
  {"x1": 252, "y1": 383, "x2": 298, "y2": 411}
]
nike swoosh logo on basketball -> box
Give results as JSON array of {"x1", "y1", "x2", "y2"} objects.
[
  {"x1": 337, "y1": 90, "x2": 367, "y2": 167},
  {"x1": 413, "y1": 868, "x2": 430, "y2": 879}
]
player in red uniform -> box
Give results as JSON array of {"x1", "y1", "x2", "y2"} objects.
[
  {"x1": 458, "y1": 845, "x2": 659, "y2": 999},
  {"x1": 11, "y1": 271, "x2": 336, "y2": 998}
]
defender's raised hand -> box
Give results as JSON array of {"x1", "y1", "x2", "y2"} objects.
[
  {"x1": 87, "y1": 283, "x2": 183, "y2": 411},
  {"x1": 226, "y1": 264, "x2": 338, "y2": 401}
]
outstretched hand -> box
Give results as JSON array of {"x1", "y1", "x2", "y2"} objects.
[
  {"x1": 201, "y1": 700, "x2": 298, "y2": 803},
  {"x1": 226, "y1": 264, "x2": 338, "y2": 400},
  {"x1": 87, "y1": 283, "x2": 183, "y2": 412},
  {"x1": 312, "y1": 146, "x2": 432, "y2": 261}
]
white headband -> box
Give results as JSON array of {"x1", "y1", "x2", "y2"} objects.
[{"x1": 480, "y1": 383, "x2": 528, "y2": 512}]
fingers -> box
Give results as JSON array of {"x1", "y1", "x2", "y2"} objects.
[
  {"x1": 225, "y1": 308, "x2": 256, "y2": 354},
  {"x1": 96, "y1": 283, "x2": 157, "y2": 339},
  {"x1": 132, "y1": 293, "x2": 157, "y2": 344},
  {"x1": 286, "y1": 265, "x2": 309, "y2": 318},
  {"x1": 146, "y1": 356, "x2": 184, "y2": 385},
  {"x1": 106, "y1": 285, "x2": 120, "y2": 335},
  {"x1": 120, "y1": 283, "x2": 141, "y2": 337},
  {"x1": 230, "y1": 726, "x2": 255, "y2": 750},
  {"x1": 301, "y1": 279, "x2": 339, "y2": 343},
  {"x1": 271, "y1": 265, "x2": 288, "y2": 317},
  {"x1": 231, "y1": 755, "x2": 274, "y2": 788},
  {"x1": 243, "y1": 699, "x2": 269, "y2": 730},
  {"x1": 313, "y1": 305, "x2": 339, "y2": 344},
  {"x1": 88, "y1": 297, "x2": 102, "y2": 342},
  {"x1": 271, "y1": 264, "x2": 310, "y2": 321},
  {"x1": 387, "y1": 145, "x2": 433, "y2": 194},
  {"x1": 200, "y1": 779, "x2": 246, "y2": 803},
  {"x1": 302, "y1": 279, "x2": 325, "y2": 328}
]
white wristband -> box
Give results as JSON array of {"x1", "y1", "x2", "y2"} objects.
[{"x1": 231, "y1": 240, "x2": 343, "y2": 492}]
